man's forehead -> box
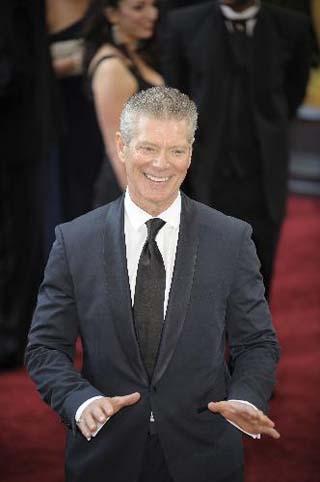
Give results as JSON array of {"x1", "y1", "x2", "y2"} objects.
[
  {"x1": 134, "y1": 114, "x2": 187, "y2": 125},
  {"x1": 132, "y1": 115, "x2": 189, "y2": 137}
]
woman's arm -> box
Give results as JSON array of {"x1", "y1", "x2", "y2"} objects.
[
  {"x1": 91, "y1": 54, "x2": 137, "y2": 189},
  {"x1": 51, "y1": 44, "x2": 84, "y2": 77}
]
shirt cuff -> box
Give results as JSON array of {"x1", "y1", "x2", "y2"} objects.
[
  {"x1": 75, "y1": 396, "x2": 103, "y2": 422},
  {"x1": 227, "y1": 399, "x2": 261, "y2": 439},
  {"x1": 75, "y1": 396, "x2": 110, "y2": 439}
]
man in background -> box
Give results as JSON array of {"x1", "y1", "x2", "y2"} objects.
[{"x1": 164, "y1": 0, "x2": 312, "y2": 298}]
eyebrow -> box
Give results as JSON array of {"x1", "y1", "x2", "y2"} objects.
[
  {"x1": 137, "y1": 141, "x2": 158, "y2": 146},
  {"x1": 137, "y1": 141, "x2": 188, "y2": 149}
]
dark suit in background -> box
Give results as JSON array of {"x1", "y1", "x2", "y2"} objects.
[
  {"x1": 0, "y1": 0, "x2": 59, "y2": 369},
  {"x1": 164, "y1": 1, "x2": 312, "y2": 297},
  {"x1": 26, "y1": 193, "x2": 279, "y2": 482}
]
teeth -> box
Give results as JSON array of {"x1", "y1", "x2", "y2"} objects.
[{"x1": 145, "y1": 174, "x2": 169, "y2": 182}]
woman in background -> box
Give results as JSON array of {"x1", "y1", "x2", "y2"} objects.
[
  {"x1": 46, "y1": 0, "x2": 104, "y2": 222},
  {"x1": 83, "y1": 0, "x2": 164, "y2": 206}
]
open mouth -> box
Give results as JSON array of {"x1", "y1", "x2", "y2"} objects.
[{"x1": 144, "y1": 173, "x2": 170, "y2": 183}]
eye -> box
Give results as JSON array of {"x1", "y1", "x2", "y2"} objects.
[
  {"x1": 140, "y1": 145, "x2": 156, "y2": 154},
  {"x1": 173, "y1": 149, "x2": 186, "y2": 156},
  {"x1": 132, "y1": 2, "x2": 145, "y2": 11}
]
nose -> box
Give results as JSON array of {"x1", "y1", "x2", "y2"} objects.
[{"x1": 152, "y1": 150, "x2": 169, "y2": 169}]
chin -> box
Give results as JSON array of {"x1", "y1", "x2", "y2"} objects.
[
  {"x1": 139, "y1": 29, "x2": 154, "y2": 39},
  {"x1": 145, "y1": 192, "x2": 170, "y2": 205}
]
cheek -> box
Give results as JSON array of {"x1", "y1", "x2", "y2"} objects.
[
  {"x1": 125, "y1": 12, "x2": 140, "y2": 27},
  {"x1": 175, "y1": 159, "x2": 191, "y2": 175},
  {"x1": 126, "y1": 155, "x2": 145, "y2": 175},
  {"x1": 134, "y1": 154, "x2": 147, "y2": 168}
]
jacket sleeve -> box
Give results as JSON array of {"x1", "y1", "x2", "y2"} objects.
[
  {"x1": 25, "y1": 226, "x2": 103, "y2": 432},
  {"x1": 285, "y1": 15, "x2": 312, "y2": 118},
  {"x1": 226, "y1": 224, "x2": 280, "y2": 412}
]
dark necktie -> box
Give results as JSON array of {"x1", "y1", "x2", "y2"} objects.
[
  {"x1": 134, "y1": 218, "x2": 166, "y2": 378},
  {"x1": 231, "y1": 19, "x2": 247, "y2": 34},
  {"x1": 230, "y1": 20, "x2": 249, "y2": 61}
]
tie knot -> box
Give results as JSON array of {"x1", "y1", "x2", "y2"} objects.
[
  {"x1": 232, "y1": 19, "x2": 247, "y2": 33},
  {"x1": 146, "y1": 218, "x2": 165, "y2": 241}
]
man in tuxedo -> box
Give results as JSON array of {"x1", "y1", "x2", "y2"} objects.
[
  {"x1": 26, "y1": 87, "x2": 280, "y2": 482},
  {"x1": 164, "y1": 0, "x2": 312, "y2": 298}
]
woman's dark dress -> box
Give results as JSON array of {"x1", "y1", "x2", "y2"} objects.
[
  {"x1": 90, "y1": 54, "x2": 155, "y2": 207},
  {"x1": 50, "y1": 20, "x2": 104, "y2": 221}
]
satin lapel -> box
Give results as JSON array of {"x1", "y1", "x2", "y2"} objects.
[
  {"x1": 152, "y1": 194, "x2": 199, "y2": 386},
  {"x1": 103, "y1": 196, "x2": 148, "y2": 385}
]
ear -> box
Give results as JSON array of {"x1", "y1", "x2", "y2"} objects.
[
  {"x1": 116, "y1": 131, "x2": 126, "y2": 164},
  {"x1": 187, "y1": 145, "x2": 193, "y2": 168}
]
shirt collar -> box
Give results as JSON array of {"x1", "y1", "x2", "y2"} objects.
[
  {"x1": 124, "y1": 190, "x2": 181, "y2": 231},
  {"x1": 220, "y1": 1, "x2": 260, "y2": 21}
]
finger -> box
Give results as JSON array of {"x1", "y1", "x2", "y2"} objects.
[
  {"x1": 261, "y1": 426, "x2": 280, "y2": 439},
  {"x1": 247, "y1": 411, "x2": 275, "y2": 429},
  {"x1": 99, "y1": 398, "x2": 115, "y2": 418},
  {"x1": 259, "y1": 414, "x2": 275, "y2": 428},
  {"x1": 84, "y1": 411, "x2": 98, "y2": 434},
  {"x1": 77, "y1": 419, "x2": 93, "y2": 441},
  {"x1": 91, "y1": 405, "x2": 109, "y2": 424},
  {"x1": 230, "y1": 411, "x2": 279, "y2": 437},
  {"x1": 241, "y1": 409, "x2": 264, "y2": 424},
  {"x1": 112, "y1": 392, "x2": 141, "y2": 411},
  {"x1": 208, "y1": 401, "x2": 228, "y2": 414},
  {"x1": 236, "y1": 412, "x2": 274, "y2": 434}
]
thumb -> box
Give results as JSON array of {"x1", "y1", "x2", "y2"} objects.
[
  {"x1": 208, "y1": 401, "x2": 226, "y2": 413},
  {"x1": 115, "y1": 392, "x2": 141, "y2": 408}
]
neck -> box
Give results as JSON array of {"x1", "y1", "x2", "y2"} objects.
[
  {"x1": 112, "y1": 26, "x2": 138, "y2": 52},
  {"x1": 222, "y1": 1, "x2": 256, "y2": 13},
  {"x1": 127, "y1": 190, "x2": 179, "y2": 217},
  {"x1": 135, "y1": 201, "x2": 169, "y2": 217},
  {"x1": 125, "y1": 41, "x2": 138, "y2": 54}
]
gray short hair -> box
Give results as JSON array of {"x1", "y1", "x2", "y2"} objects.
[{"x1": 120, "y1": 86, "x2": 198, "y2": 144}]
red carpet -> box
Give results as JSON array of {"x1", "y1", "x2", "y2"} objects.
[
  {"x1": 0, "y1": 195, "x2": 319, "y2": 482},
  {"x1": 244, "y1": 195, "x2": 320, "y2": 482}
]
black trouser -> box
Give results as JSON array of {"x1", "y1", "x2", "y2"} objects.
[
  {"x1": 139, "y1": 433, "x2": 174, "y2": 482},
  {"x1": 248, "y1": 216, "x2": 281, "y2": 299}
]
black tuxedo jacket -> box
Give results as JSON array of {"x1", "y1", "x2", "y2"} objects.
[
  {"x1": 164, "y1": 1, "x2": 311, "y2": 222},
  {"x1": 26, "y1": 194, "x2": 279, "y2": 482}
]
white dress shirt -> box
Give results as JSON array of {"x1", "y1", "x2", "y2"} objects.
[
  {"x1": 220, "y1": 1, "x2": 260, "y2": 36},
  {"x1": 76, "y1": 191, "x2": 260, "y2": 439},
  {"x1": 124, "y1": 189, "x2": 181, "y2": 315}
]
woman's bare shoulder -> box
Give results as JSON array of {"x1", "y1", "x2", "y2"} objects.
[
  {"x1": 89, "y1": 44, "x2": 130, "y2": 76},
  {"x1": 90, "y1": 47, "x2": 137, "y2": 99}
]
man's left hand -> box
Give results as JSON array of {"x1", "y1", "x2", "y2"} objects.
[{"x1": 208, "y1": 400, "x2": 280, "y2": 439}]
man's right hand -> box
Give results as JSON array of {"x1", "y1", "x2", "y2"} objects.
[{"x1": 77, "y1": 392, "x2": 141, "y2": 440}]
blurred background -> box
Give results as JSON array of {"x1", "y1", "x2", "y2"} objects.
[{"x1": 0, "y1": 1, "x2": 319, "y2": 481}]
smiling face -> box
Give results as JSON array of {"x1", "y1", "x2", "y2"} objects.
[
  {"x1": 117, "y1": 115, "x2": 192, "y2": 215},
  {"x1": 106, "y1": 0, "x2": 159, "y2": 44}
]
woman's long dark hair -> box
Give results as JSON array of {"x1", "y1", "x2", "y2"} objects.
[{"x1": 82, "y1": 0, "x2": 163, "y2": 79}]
